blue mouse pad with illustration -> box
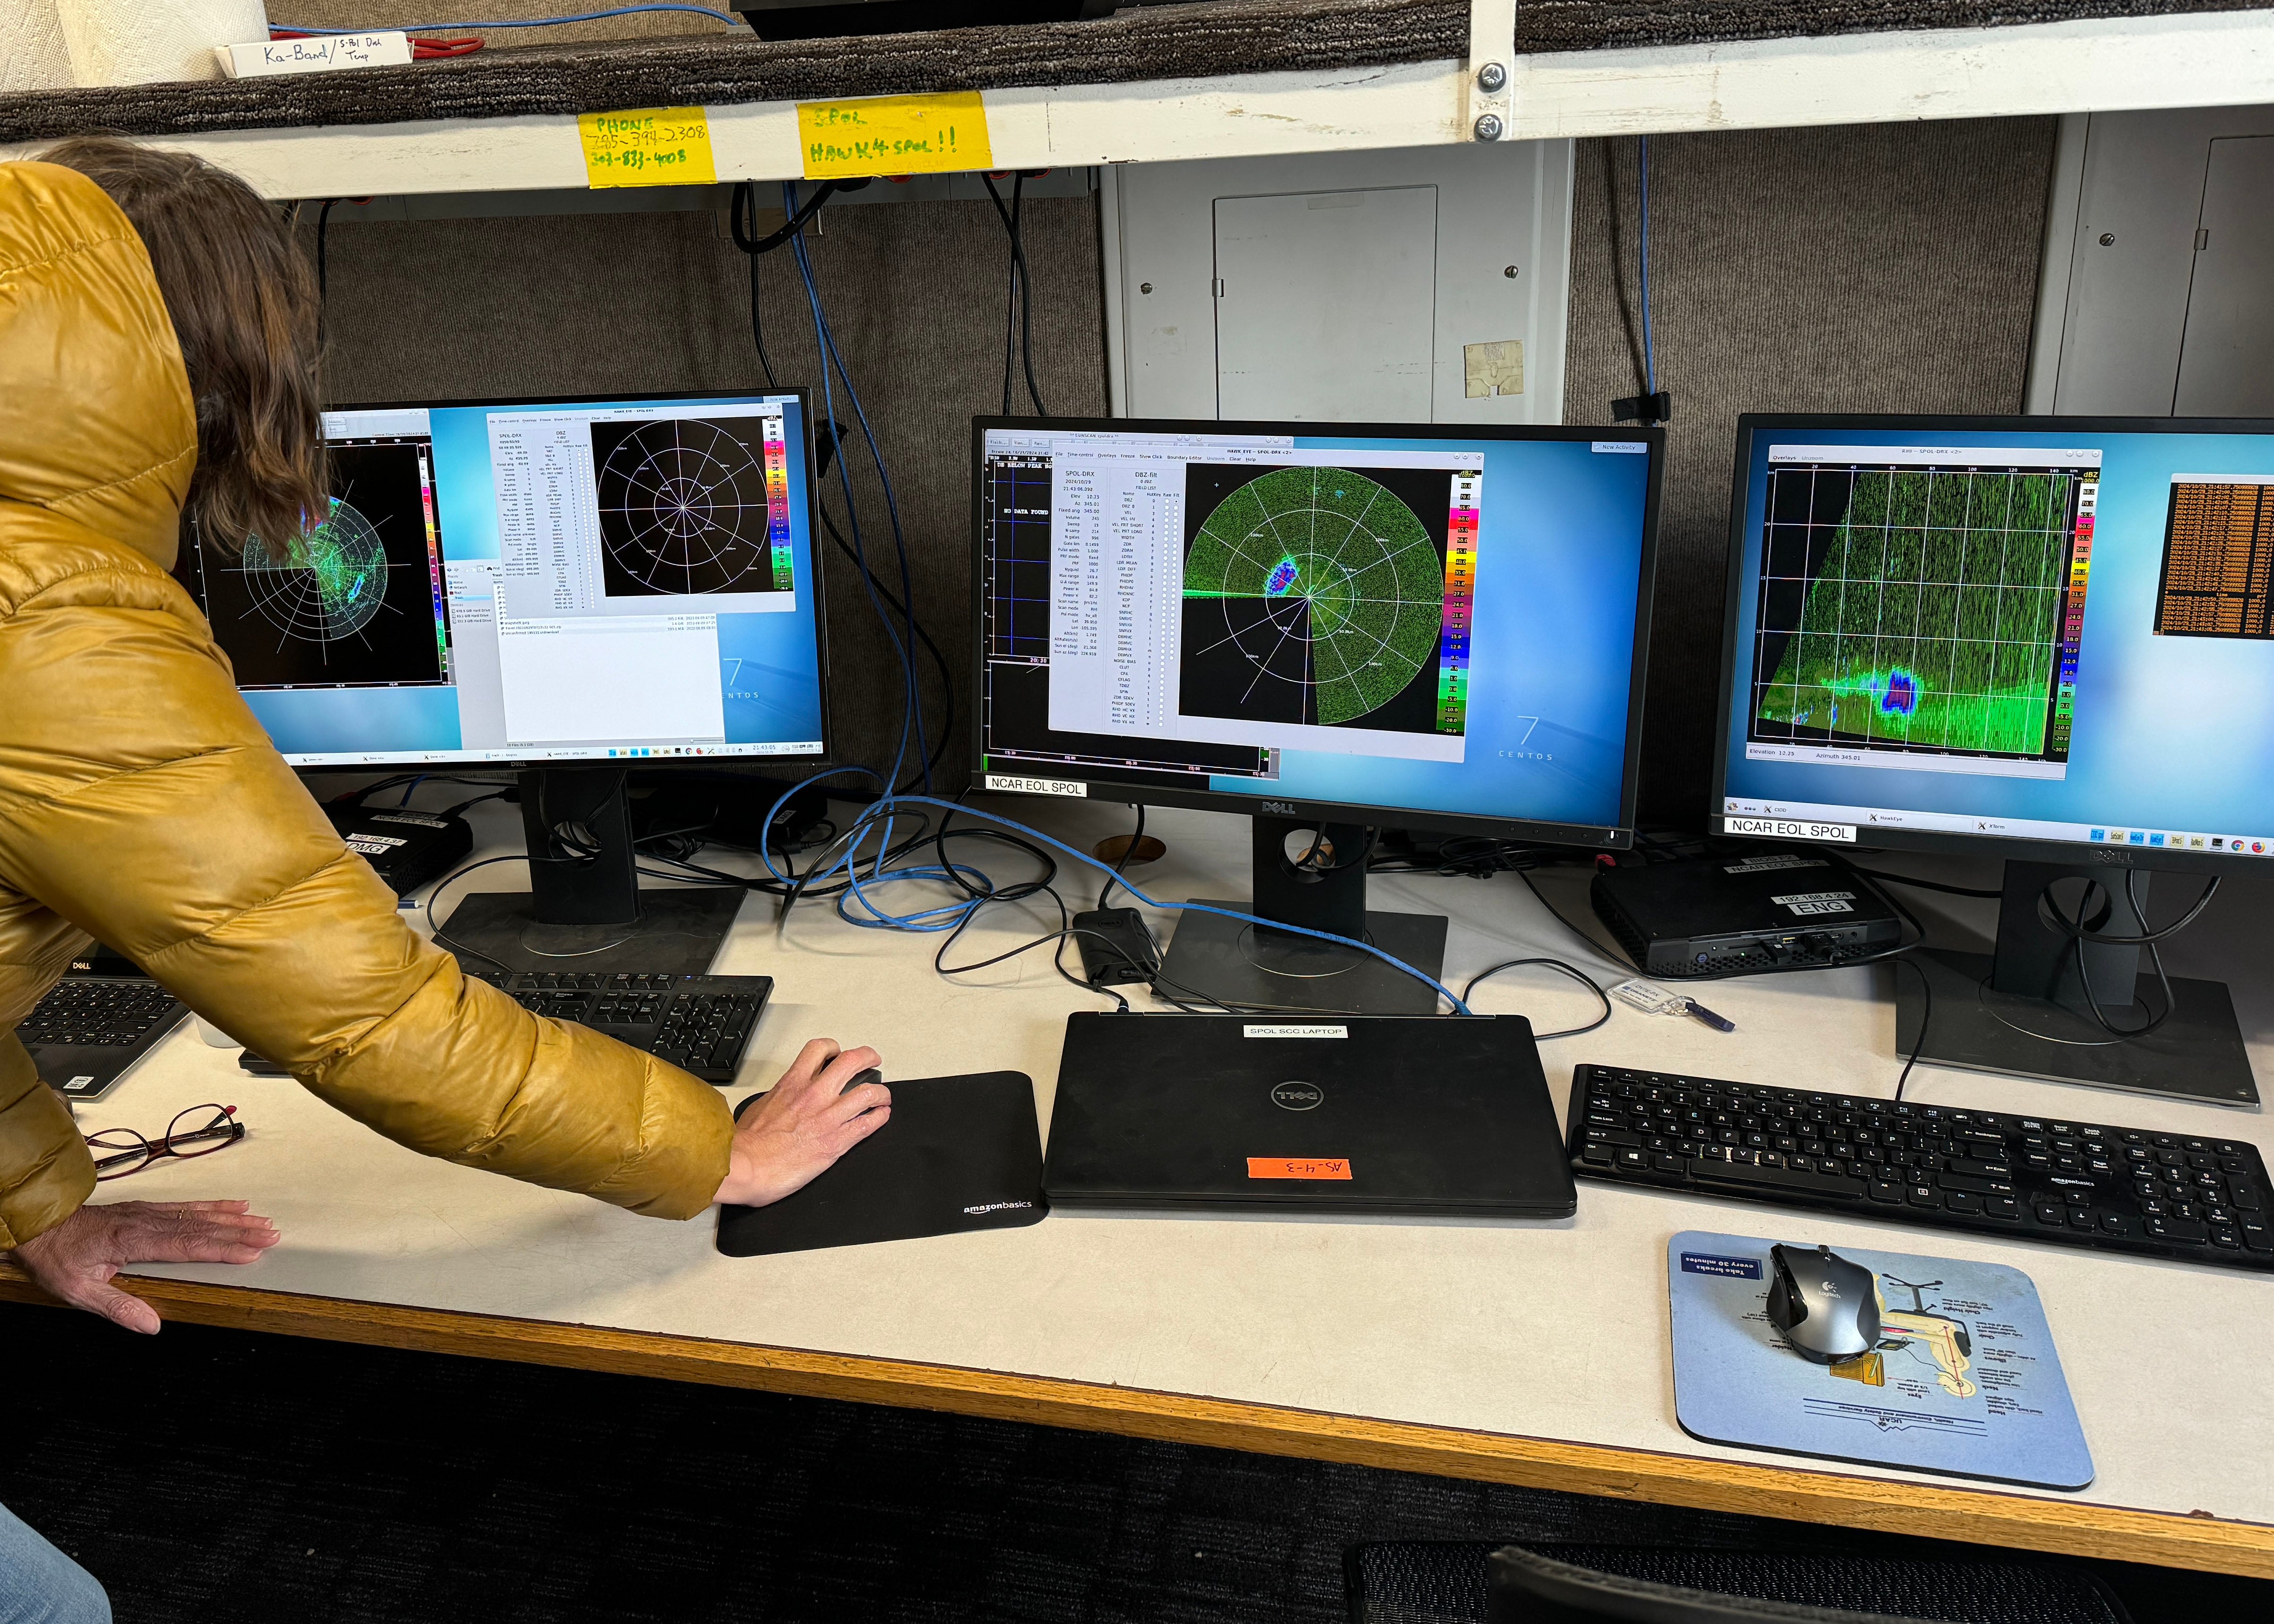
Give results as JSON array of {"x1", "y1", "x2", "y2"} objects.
[{"x1": 1668, "y1": 1230, "x2": 2093, "y2": 1490}]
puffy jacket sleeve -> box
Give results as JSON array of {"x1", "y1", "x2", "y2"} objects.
[{"x1": 0, "y1": 564, "x2": 734, "y2": 1233}]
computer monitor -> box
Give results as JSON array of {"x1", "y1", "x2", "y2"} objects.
[
  {"x1": 180, "y1": 388, "x2": 831, "y2": 972},
  {"x1": 1713, "y1": 414, "x2": 2268, "y2": 1105},
  {"x1": 971, "y1": 416, "x2": 1663, "y2": 1013}
]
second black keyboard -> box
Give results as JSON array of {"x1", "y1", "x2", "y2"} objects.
[
  {"x1": 470, "y1": 971, "x2": 772, "y2": 1084},
  {"x1": 1565, "y1": 1062, "x2": 2272, "y2": 1272}
]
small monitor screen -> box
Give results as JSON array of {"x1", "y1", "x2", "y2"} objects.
[
  {"x1": 180, "y1": 392, "x2": 828, "y2": 768},
  {"x1": 974, "y1": 421, "x2": 1659, "y2": 840},
  {"x1": 1718, "y1": 418, "x2": 2274, "y2": 857}
]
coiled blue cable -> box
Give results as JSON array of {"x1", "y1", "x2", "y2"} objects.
[{"x1": 786, "y1": 793, "x2": 1476, "y2": 1015}]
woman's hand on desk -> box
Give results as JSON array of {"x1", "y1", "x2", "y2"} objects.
[
  {"x1": 715, "y1": 1038, "x2": 891, "y2": 1208},
  {"x1": 11, "y1": 1200, "x2": 280, "y2": 1334}
]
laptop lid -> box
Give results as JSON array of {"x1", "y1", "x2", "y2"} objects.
[{"x1": 1045, "y1": 1014, "x2": 1576, "y2": 1217}]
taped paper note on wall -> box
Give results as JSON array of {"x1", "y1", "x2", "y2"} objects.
[
  {"x1": 579, "y1": 106, "x2": 716, "y2": 188},
  {"x1": 797, "y1": 91, "x2": 991, "y2": 179}
]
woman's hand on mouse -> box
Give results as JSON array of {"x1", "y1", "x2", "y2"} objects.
[{"x1": 713, "y1": 1038, "x2": 890, "y2": 1209}]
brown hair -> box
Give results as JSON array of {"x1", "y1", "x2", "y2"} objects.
[{"x1": 39, "y1": 137, "x2": 326, "y2": 556}]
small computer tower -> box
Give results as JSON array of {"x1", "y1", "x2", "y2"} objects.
[{"x1": 1591, "y1": 852, "x2": 1902, "y2": 978}]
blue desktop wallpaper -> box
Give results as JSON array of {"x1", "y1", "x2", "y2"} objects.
[
  {"x1": 1205, "y1": 435, "x2": 1654, "y2": 830},
  {"x1": 1721, "y1": 424, "x2": 2274, "y2": 837},
  {"x1": 245, "y1": 394, "x2": 826, "y2": 761}
]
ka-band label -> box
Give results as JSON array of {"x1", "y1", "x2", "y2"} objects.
[
  {"x1": 1772, "y1": 891, "x2": 1856, "y2": 916},
  {"x1": 1725, "y1": 817, "x2": 1855, "y2": 843},
  {"x1": 984, "y1": 774, "x2": 1088, "y2": 797}
]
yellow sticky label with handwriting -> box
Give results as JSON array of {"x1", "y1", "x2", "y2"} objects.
[
  {"x1": 579, "y1": 106, "x2": 717, "y2": 189},
  {"x1": 796, "y1": 91, "x2": 991, "y2": 179}
]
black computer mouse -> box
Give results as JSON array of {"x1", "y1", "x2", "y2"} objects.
[{"x1": 1764, "y1": 1243, "x2": 1881, "y2": 1364}]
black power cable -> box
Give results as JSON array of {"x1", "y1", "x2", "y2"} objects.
[
  {"x1": 980, "y1": 173, "x2": 1050, "y2": 416},
  {"x1": 1460, "y1": 958, "x2": 1614, "y2": 1040},
  {"x1": 1098, "y1": 806, "x2": 1146, "y2": 911},
  {"x1": 810, "y1": 419, "x2": 957, "y2": 790}
]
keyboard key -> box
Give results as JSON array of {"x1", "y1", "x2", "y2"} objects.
[
  {"x1": 1944, "y1": 1191, "x2": 1981, "y2": 1215},
  {"x1": 1694, "y1": 1159, "x2": 1865, "y2": 1201},
  {"x1": 1869, "y1": 1179, "x2": 1903, "y2": 1204}
]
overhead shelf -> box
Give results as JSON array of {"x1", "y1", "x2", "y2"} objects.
[{"x1": 4, "y1": 0, "x2": 2274, "y2": 196}]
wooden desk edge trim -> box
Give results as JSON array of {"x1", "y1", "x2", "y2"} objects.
[{"x1": 4, "y1": 1269, "x2": 2267, "y2": 1579}]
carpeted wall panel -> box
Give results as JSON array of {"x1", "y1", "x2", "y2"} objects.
[
  {"x1": 1563, "y1": 117, "x2": 2058, "y2": 826},
  {"x1": 2, "y1": 0, "x2": 2264, "y2": 143},
  {"x1": 311, "y1": 194, "x2": 1106, "y2": 778}
]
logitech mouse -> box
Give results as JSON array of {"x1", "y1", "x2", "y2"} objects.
[{"x1": 1764, "y1": 1242, "x2": 1880, "y2": 1364}]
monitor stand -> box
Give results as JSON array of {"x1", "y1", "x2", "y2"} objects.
[
  {"x1": 1893, "y1": 860, "x2": 2257, "y2": 1107},
  {"x1": 1154, "y1": 815, "x2": 1448, "y2": 1015},
  {"x1": 436, "y1": 768, "x2": 744, "y2": 977}
]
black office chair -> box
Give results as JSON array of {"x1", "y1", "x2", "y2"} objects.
[{"x1": 1346, "y1": 1541, "x2": 2135, "y2": 1624}]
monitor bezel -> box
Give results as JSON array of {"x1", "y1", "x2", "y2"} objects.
[
  {"x1": 967, "y1": 415, "x2": 1664, "y2": 849},
  {"x1": 1712, "y1": 411, "x2": 2274, "y2": 875},
  {"x1": 254, "y1": 386, "x2": 836, "y2": 776}
]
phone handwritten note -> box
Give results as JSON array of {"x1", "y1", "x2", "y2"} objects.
[
  {"x1": 796, "y1": 91, "x2": 992, "y2": 179},
  {"x1": 579, "y1": 107, "x2": 717, "y2": 189}
]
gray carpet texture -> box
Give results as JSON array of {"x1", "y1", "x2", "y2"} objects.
[{"x1": 4, "y1": 0, "x2": 2270, "y2": 145}]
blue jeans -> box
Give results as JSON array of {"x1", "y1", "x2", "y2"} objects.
[{"x1": 0, "y1": 1503, "x2": 106, "y2": 1624}]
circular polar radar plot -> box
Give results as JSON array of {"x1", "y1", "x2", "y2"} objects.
[
  {"x1": 593, "y1": 419, "x2": 775, "y2": 597},
  {"x1": 1184, "y1": 466, "x2": 1445, "y2": 726},
  {"x1": 239, "y1": 498, "x2": 389, "y2": 643}
]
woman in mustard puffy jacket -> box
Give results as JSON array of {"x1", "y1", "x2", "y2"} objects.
[{"x1": 0, "y1": 152, "x2": 891, "y2": 1324}]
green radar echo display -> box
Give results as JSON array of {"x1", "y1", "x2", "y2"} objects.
[
  {"x1": 1749, "y1": 461, "x2": 2087, "y2": 764},
  {"x1": 185, "y1": 439, "x2": 450, "y2": 690},
  {"x1": 1180, "y1": 464, "x2": 1454, "y2": 736}
]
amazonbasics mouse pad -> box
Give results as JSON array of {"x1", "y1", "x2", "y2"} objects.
[{"x1": 716, "y1": 1071, "x2": 1046, "y2": 1257}]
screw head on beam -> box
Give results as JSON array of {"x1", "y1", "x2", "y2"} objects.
[
  {"x1": 1477, "y1": 62, "x2": 1508, "y2": 93},
  {"x1": 1473, "y1": 112, "x2": 1505, "y2": 142}
]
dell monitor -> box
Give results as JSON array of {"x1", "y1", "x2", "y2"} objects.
[
  {"x1": 971, "y1": 416, "x2": 1662, "y2": 1013},
  {"x1": 180, "y1": 388, "x2": 831, "y2": 973},
  {"x1": 1715, "y1": 414, "x2": 2268, "y2": 1106}
]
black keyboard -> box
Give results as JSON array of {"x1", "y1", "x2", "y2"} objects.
[
  {"x1": 470, "y1": 970, "x2": 773, "y2": 1084},
  {"x1": 18, "y1": 975, "x2": 190, "y2": 1102},
  {"x1": 1565, "y1": 1063, "x2": 2273, "y2": 1272}
]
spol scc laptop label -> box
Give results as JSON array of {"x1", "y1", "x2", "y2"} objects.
[{"x1": 1246, "y1": 1158, "x2": 1353, "y2": 1180}]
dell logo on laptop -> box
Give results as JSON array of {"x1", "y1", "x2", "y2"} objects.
[{"x1": 1271, "y1": 1081, "x2": 1323, "y2": 1111}]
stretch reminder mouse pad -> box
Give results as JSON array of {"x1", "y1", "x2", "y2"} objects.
[
  {"x1": 1668, "y1": 1230, "x2": 2093, "y2": 1490},
  {"x1": 716, "y1": 1071, "x2": 1046, "y2": 1257}
]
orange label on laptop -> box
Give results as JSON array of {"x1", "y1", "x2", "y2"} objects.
[{"x1": 1246, "y1": 1157, "x2": 1351, "y2": 1181}]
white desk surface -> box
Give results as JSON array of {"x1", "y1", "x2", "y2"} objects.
[{"x1": 12, "y1": 798, "x2": 2271, "y2": 1573}]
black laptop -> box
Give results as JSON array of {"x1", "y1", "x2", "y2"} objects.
[
  {"x1": 1045, "y1": 1014, "x2": 1576, "y2": 1218},
  {"x1": 19, "y1": 946, "x2": 189, "y2": 1104}
]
